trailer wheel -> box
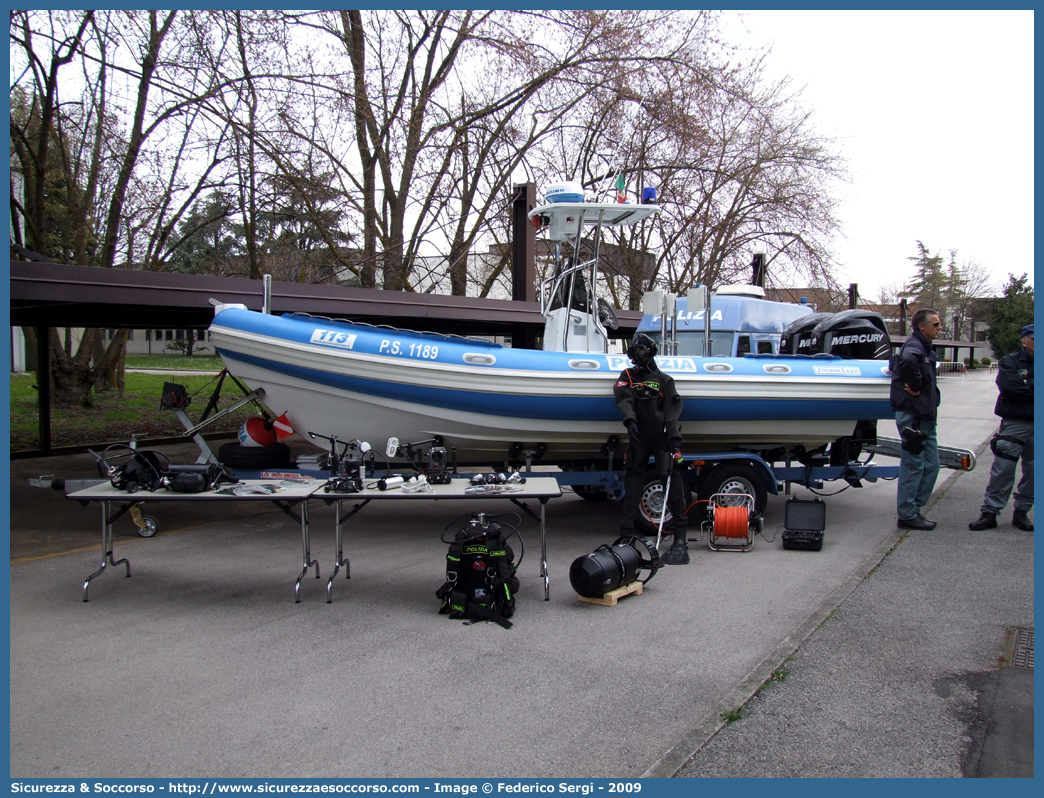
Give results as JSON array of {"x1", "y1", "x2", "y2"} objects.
[
  {"x1": 135, "y1": 515, "x2": 159, "y2": 538},
  {"x1": 218, "y1": 442, "x2": 292, "y2": 469},
  {"x1": 574, "y1": 485, "x2": 611, "y2": 501},
  {"x1": 635, "y1": 467, "x2": 693, "y2": 536},
  {"x1": 699, "y1": 462, "x2": 767, "y2": 518}
]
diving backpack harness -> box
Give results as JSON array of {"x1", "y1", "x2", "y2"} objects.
[{"x1": 436, "y1": 513, "x2": 522, "y2": 629}]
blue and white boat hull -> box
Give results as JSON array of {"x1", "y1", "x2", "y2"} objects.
[{"x1": 209, "y1": 308, "x2": 894, "y2": 460}]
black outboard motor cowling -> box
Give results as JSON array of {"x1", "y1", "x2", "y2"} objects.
[
  {"x1": 779, "y1": 312, "x2": 833, "y2": 356},
  {"x1": 810, "y1": 310, "x2": 891, "y2": 360}
]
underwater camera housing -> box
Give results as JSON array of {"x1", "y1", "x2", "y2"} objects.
[
  {"x1": 569, "y1": 536, "x2": 660, "y2": 598},
  {"x1": 388, "y1": 436, "x2": 456, "y2": 484},
  {"x1": 427, "y1": 446, "x2": 453, "y2": 484}
]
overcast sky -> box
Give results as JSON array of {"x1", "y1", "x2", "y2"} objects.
[{"x1": 723, "y1": 9, "x2": 1035, "y2": 301}]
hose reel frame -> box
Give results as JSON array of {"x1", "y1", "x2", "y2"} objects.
[{"x1": 705, "y1": 492, "x2": 762, "y2": 552}]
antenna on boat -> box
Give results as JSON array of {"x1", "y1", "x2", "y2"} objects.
[
  {"x1": 262, "y1": 274, "x2": 272, "y2": 314},
  {"x1": 687, "y1": 285, "x2": 712, "y2": 357},
  {"x1": 594, "y1": 155, "x2": 622, "y2": 204},
  {"x1": 594, "y1": 90, "x2": 649, "y2": 203}
]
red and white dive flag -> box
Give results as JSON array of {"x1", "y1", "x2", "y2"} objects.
[{"x1": 272, "y1": 412, "x2": 294, "y2": 441}]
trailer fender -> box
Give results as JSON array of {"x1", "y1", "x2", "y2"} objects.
[
  {"x1": 687, "y1": 453, "x2": 778, "y2": 498},
  {"x1": 697, "y1": 460, "x2": 771, "y2": 517}
]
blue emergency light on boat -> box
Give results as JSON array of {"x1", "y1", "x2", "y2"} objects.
[{"x1": 642, "y1": 186, "x2": 657, "y2": 204}]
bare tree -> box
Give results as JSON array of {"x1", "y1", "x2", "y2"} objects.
[
  {"x1": 646, "y1": 61, "x2": 844, "y2": 305},
  {"x1": 522, "y1": 41, "x2": 846, "y2": 310},
  {"x1": 10, "y1": 11, "x2": 110, "y2": 405},
  {"x1": 943, "y1": 253, "x2": 996, "y2": 340},
  {"x1": 10, "y1": 10, "x2": 95, "y2": 259},
  {"x1": 873, "y1": 282, "x2": 901, "y2": 307},
  {"x1": 269, "y1": 10, "x2": 716, "y2": 296},
  {"x1": 10, "y1": 10, "x2": 241, "y2": 404},
  {"x1": 335, "y1": 10, "x2": 493, "y2": 291},
  {"x1": 11, "y1": 6, "x2": 858, "y2": 409}
]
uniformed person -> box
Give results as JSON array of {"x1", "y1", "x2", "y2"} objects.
[
  {"x1": 969, "y1": 323, "x2": 1034, "y2": 531},
  {"x1": 890, "y1": 307, "x2": 942, "y2": 529}
]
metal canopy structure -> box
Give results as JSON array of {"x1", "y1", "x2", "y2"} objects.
[
  {"x1": 9, "y1": 259, "x2": 644, "y2": 336},
  {"x1": 8, "y1": 257, "x2": 643, "y2": 456}
]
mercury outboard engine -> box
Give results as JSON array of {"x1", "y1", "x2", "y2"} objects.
[
  {"x1": 779, "y1": 313, "x2": 833, "y2": 356},
  {"x1": 810, "y1": 310, "x2": 891, "y2": 360}
]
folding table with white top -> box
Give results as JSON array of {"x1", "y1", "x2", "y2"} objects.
[
  {"x1": 318, "y1": 476, "x2": 562, "y2": 603},
  {"x1": 67, "y1": 479, "x2": 325, "y2": 601}
]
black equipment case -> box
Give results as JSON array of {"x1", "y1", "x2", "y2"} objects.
[{"x1": 781, "y1": 497, "x2": 827, "y2": 551}]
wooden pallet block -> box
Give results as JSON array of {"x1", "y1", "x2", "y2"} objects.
[{"x1": 577, "y1": 581, "x2": 643, "y2": 606}]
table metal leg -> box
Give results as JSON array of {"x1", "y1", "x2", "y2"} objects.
[
  {"x1": 82, "y1": 500, "x2": 131, "y2": 602},
  {"x1": 326, "y1": 497, "x2": 369, "y2": 603},
  {"x1": 510, "y1": 495, "x2": 553, "y2": 601},
  {"x1": 294, "y1": 500, "x2": 320, "y2": 602},
  {"x1": 541, "y1": 498, "x2": 549, "y2": 601},
  {"x1": 323, "y1": 501, "x2": 344, "y2": 601}
]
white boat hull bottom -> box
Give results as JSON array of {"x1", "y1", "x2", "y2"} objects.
[{"x1": 223, "y1": 358, "x2": 865, "y2": 462}]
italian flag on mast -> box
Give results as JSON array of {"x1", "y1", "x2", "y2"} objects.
[{"x1": 615, "y1": 172, "x2": 626, "y2": 203}]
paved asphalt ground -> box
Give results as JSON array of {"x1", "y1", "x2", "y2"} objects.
[
  {"x1": 8, "y1": 371, "x2": 1032, "y2": 778},
  {"x1": 671, "y1": 415, "x2": 1034, "y2": 778}
]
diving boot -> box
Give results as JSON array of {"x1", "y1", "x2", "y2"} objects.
[
  {"x1": 660, "y1": 526, "x2": 690, "y2": 565},
  {"x1": 1012, "y1": 510, "x2": 1034, "y2": 531}
]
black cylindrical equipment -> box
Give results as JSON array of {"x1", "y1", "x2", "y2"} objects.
[
  {"x1": 569, "y1": 536, "x2": 660, "y2": 598},
  {"x1": 570, "y1": 543, "x2": 640, "y2": 598},
  {"x1": 165, "y1": 472, "x2": 208, "y2": 493}
]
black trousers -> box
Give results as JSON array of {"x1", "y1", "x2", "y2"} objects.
[{"x1": 619, "y1": 434, "x2": 688, "y2": 534}]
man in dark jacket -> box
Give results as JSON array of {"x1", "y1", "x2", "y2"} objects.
[
  {"x1": 614, "y1": 333, "x2": 690, "y2": 564},
  {"x1": 890, "y1": 307, "x2": 943, "y2": 530},
  {"x1": 969, "y1": 324, "x2": 1034, "y2": 531}
]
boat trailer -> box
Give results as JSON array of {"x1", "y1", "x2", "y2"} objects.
[{"x1": 31, "y1": 373, "x2": 977, "y2": 549}]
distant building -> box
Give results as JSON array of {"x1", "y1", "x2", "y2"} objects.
[{"x1": 764, "y1": 286, "x2": 848, "y2": 313}]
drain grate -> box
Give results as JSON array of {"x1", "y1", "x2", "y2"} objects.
[
  {"x1": 1002, "y1": 627, "x2": 1034, "y2": 669},
  {"x1": 1011, "y1": 629, "x2": 1034, "y2": 669}
]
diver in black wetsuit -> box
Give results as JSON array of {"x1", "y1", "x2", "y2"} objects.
[{"x1": 614, "y1": 333, "x2": 690, "y2": 565}]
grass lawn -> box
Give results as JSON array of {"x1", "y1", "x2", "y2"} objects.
[
  {"x1": 124, "y1": 354, "x2": 224, "y2": 370},
  {"x1": 11, "y1": 370, "x2": 259, "y2": 451}
]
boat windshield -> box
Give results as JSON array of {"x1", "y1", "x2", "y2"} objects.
[
  {"x1": 648, "y1": 331, "x2": 735, "y2": 357},
  {"x1": 547, "y1": 258, "x2": 593, "y2": 314}
]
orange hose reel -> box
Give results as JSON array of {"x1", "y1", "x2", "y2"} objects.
[
  {"x1": 712, "y1": 505, "x2": 751, "y2": 539},
  {"x1": 706, "y1": 493, "x2": 759, "y2": 552}
]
